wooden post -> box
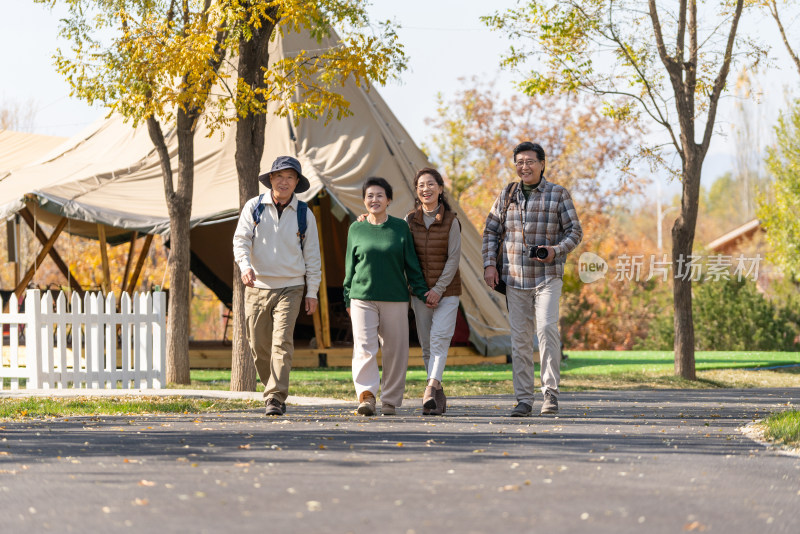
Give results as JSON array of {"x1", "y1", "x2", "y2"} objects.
[
  {"x1": 18, "y1": 207, "x2": 84, "y2": 296},
  {"x1": 127, "y1": 234, "x2": 154, "y2": 292},
  {"x1": 121, "y1": 231, "x2": 139, "y2": 293},
  {"x1": 312, "y1": 203, "x2": 331, "y2": 348},
  {"x1": 14, "y1": 218, "x2": 68, "y2": 300},
  {"x1": 97, "y1": 224, "x2": 111, "y2": 295}
]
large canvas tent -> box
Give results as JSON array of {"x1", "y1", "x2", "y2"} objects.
[{"x1": 0, "y1": 30, "x2": 511, "y2": 356}]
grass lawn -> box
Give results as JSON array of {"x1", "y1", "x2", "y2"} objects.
[
  {"x1": 0, "y1": 396, "x2": 260, "y2": 419},
  {"x1": 762, "y1": 410, "x2": 800, "y2": 449},
  {"x1": 180, "y1": 350, "x2": 800, "y2": 399},
  {"x1": 3, "y1": 351, "x2": 797, "y2": 419}
]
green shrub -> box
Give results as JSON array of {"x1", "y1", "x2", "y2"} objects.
[{"x1": 638, "y1": 278, "x2": 800, "y2": 351}]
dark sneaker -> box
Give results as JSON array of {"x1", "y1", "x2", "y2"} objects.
[
  {"x1": 265, "y1": 398, "x2": 283, "y2": 416},
  {"x1": 510, "y1": 402, "x2": 533, "y2": 417},
  {"x1": 357, "y1": 391, "x2": 376, "y2": 416},
  {"x1": 540, "y1": 392, "x2": 559, "y2": 415}
]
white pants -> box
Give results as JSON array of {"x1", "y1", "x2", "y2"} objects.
[
  {"x1": 411, "y1": 295, "x2": 460, "y2": 382},
  {"x1": 506, "y1": 278, "x2": 563, "y2": 405},
  {"x1": 350, "y1": 299, "x2": 410, "y2": 407}
]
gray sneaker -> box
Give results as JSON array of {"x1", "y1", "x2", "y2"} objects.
[
  {"x1": 510, "y1": 402, "x2": 533, "y2": 417},
  {"x1": 540, "y1": 392, "x2": 559, "y2": 415}
]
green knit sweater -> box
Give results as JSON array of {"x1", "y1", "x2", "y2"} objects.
[{"x1": 343, "y1": 216, "x2": 429, "y2": 308}]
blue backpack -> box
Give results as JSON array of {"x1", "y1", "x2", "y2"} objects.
[{"x1": 252, "y1": 194, "x2": 308, "y2": 250}]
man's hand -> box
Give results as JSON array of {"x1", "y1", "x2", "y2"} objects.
[
  {"x1": 305, "y1": 297, "x2": 318, "y2": 315},
  {"x1": 535, "y1": 246, "x2": 556, "y2": 264},
  {"x1": 484, "y1": 265, "x2": 499, "y2": 289},
  {"x1": 241, "y1": 268, "x2": 256, "y2": 287},
  {"x1": 424, "y1": 289, "x2": 441, "y2": 308}
]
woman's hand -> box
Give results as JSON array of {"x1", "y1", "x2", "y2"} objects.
[
  {"x1": 424, "y1": 289, "x2": 441, "y2": 308},
  {"x1": 356, "y1": 213, "x2": 368, "y2": 222}
]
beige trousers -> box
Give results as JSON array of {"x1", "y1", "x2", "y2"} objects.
[
  {"x1": 350, "y1": 299, "x2": 410, "y2": 407},
  {"x1": 506, "y1": 278, "x2": 563, "y2": 405},
  {"x1": 245, "y1": 285, "x2": 305, "y2": 402}
]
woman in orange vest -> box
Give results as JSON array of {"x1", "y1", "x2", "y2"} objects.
[{"x1": 405, "y1": 168, "x2": 462, "y2": 415}]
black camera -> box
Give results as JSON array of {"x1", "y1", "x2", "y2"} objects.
[{"x1": 529, "y1": 245, "x2": 549, "y2": 260}]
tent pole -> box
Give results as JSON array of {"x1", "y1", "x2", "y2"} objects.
[
  {"x1": 127, "y1": 233, "x2": 154, "y2": 292},
  {"x1": 14, "y1": 217, "x2": 68, "y2": 300},
  {"x1": 18, "y1": 207, "x2": 84, "y2": 296},
  {"x1": 312, "y1": 203, "x2": 331, "y2": 349},
  {"x1": 97, "y1": 224, "x2": 111, "y2": 295},
  {"x1": 121, "y1": 231, "x2": 139, "y2": 294}
]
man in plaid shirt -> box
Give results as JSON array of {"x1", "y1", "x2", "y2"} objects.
[{"x1": 482, "y1": 142, "x2": 582, "y2": 416}]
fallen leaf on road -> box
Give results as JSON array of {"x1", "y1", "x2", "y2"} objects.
[
  {"x1": 498, "y1": 485, "x2": 520, "y2": 492},
  {"x1": 472, "y1": 449, "x2": 485, "y2": 453},
  {"x1": 238, "y1": 444, "x2": 251, "y2": 450},
  {"x1": 132, "y1": 498, "x2": 149, "y2": 506},
  {"x1": 138, "y1": 480, "x2": 156, "y2": 487},
  {"x1": 306, "y1": 501, "x2": 321, "y2": 512},
  {"x1": 683, "y1": 521, "x2": 708, "y2": 531}
]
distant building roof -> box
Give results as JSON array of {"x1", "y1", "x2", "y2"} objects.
[{"x1": 707, "y1": 219, "x2": 762, "y2": 253}]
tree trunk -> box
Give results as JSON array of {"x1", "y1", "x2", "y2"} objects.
[
  {"x1": 671, "y1": 153, "x2": 702, "y2": 380},
  {"x1": 230, "y1": 13, "x2": 279, "y2": 392},
  {"x1": 165, "y1": 108, "x2": 196, "y2": 385}
]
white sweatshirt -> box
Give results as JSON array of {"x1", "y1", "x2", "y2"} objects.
[{"x1": 232, "y1": 193, "x2": 321, "y2": 299}]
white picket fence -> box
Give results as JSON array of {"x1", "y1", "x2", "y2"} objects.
[{"x1": 1, "y1": 289, "x2": 166, "y2": 390}]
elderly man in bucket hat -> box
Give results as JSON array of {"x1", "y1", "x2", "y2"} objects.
[{"x1": 233, "y1": 156, "x2": 322, "y2": 416}]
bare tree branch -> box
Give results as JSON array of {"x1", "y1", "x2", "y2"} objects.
[{"x1": 768, "y1": 0, "x2": 800, "y2": 76}]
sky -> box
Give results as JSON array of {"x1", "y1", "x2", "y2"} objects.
[{"x1": 1, "y1": 1, "x2": 798, "y2": 204}]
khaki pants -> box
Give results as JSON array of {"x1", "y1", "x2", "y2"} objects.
[
  {"x1": 245, "y1": 285, "x2": 305, "y2": 402},
  {"x1": 350, "y1": 299, "x2": 410, "y2": 407},
  {"x1": 506, "y1": 278, "x2": 563, "y2": 405}
]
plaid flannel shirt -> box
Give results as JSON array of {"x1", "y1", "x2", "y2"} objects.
[{"x1": 482, "y1": 177, "x2": 582, "y2": 290}]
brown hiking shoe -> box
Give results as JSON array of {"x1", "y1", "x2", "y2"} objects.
[
  {"x1": 423, "y1": 386, "x2": 437, "y2": 414},
  {"x1": 381, "y1": 403, "x2": 396, "y2": 415},
  {"x1": 357, "y1": 391, "x2": 376, "y2": 416},
  {"x1": 436, "y1": 387, "x2": 447, "y2": 414},
  {"x1": 265, "y1": 397, "x2": 283, "y2": 416}
]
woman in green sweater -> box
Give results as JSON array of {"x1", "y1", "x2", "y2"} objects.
[{"x1": 343, "y1": 177, "x2": 431, "y2": 416}]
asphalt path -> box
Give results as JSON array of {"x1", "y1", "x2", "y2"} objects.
[{"x1": 1, "y1": 388, "x2": 798, "y2": 533}]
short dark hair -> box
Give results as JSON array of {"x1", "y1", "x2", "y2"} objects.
[
  {"x1": 362, "y1": 176, "x2": 393, "y2": 200},
  {"x1": 513, "y1": 142, "x2": 546, "y2": 163}
]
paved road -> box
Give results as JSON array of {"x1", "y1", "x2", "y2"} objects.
[{"x1": 1, "y1": 388, "x2": 798, "y2": 533}]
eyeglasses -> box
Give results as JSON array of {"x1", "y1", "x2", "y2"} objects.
[
  {"x1": 515, "y1": 159, "x2": 541, "y2": 168},
  {"x1": 416, "y1": 183, "x2": 439, "y2": 190}
]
